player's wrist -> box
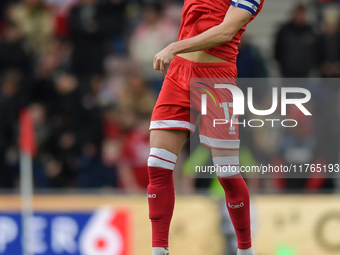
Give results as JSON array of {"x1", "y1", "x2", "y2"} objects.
[{"x1": 167, "y1": 42, "x2": 178, "y2": 56}]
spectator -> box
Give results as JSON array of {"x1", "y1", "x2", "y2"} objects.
[
  {"x1": 46, "y1": 73, "x2": 103, "y2": 170},
  {"x1": 9, "y1": 0, "x2": 54, "y2": 54},
  {"x1": 0, "y1": 1, "x2": 20, "y2": 35},
  {"x1": 129, "y1": 3, "x2": 178, "y2": 91},
  {"x1": 237, "y1": 36, "x2": 269, "y2": 103},
  {"x1": 44, "y1": 159, "x2": 66, "y2": 187},
  {"x1": 45, "y1": 0, "x2": 78, "y2": 39},
  {"x1": 118, "y1": 116, "x2": 150, "y2": 192},
  {"x1": 237, "y1": 36, "x2": 268, "y2": 78},
  {"x1": 79, "y1": 74, "x2": 104, "y2": 145},
  {"x1": 48, "y1": 74, "x2": 83, "y2": 130},
  {"x1": 104, "y1": 0, "x2": 127, "y2": 54},
  {"x1": 274, "y1": 4, "x2": 318, "y2": 77},
  {"x1": 76, "y1": 139, "x2": 119, "y2": 188},
  {"x1": 162, "y1": 0, "x2": 183, "y2": 27},
  {"x1": 317, "y1": 9, "x2": 340, "y2": 77},
  {"x1": 0, "y1": 70, "x2": 26, "y2": 188},
  {"x1": 68, "y1": 0, "x2": 120, "y2": 77},
  {"x1": 0, "y1": 70, "x2": 25, "y2": 153},
  {"x1": 30, "y1": 41, "x2": 63, "y2": 103},
  {"x1": 0, "y1": 21, "x2": 31, "y2": 75},
  {"x1": 28, "y1": 103, "x2": 50, "y2": 187},
  {"x1": 46, "y1": 74, "x2": 83, "y2": 179},
  {"x1": 29, "y1": 103, "x2": 50, "y2": 152},
  {"x1": 118, "y1": 73, "x2": 157, "y2": 116},
  {"x1": 102, "y1": 105, "x2": 123, "y2": 140}
]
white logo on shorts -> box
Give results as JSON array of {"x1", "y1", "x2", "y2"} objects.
[{"x1": 229, "y1": 125, "x2": 236, "y2": 135}]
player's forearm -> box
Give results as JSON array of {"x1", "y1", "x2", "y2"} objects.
[{"x1": 168, "y1": 24, "x2": 233, "y2": 55}]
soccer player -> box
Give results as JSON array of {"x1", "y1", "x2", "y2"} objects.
[{"x1": 147, "y1": 1, "x2": 264, "y2": 255}]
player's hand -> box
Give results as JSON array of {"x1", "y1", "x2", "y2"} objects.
[{"x1": 153, "y1": 45, "x2": 175, "y2": 76}]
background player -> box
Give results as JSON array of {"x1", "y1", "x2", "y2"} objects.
[{"x1": 147, "y1": 1, "x2": 265, "y2": 255}]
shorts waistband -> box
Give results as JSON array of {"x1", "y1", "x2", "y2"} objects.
[{"x1": 173, "y1": 56, "x2": 236, "y2": 68}]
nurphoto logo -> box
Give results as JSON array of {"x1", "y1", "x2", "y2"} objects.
[{"x1": 199, "y1": 83, "x2": 312, "y2": 129}]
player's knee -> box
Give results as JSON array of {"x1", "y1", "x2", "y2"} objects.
[
  {"x1": 148, "y1": 147, "x2": 178, "y2": 170},
  {"x1": 150, "y1": 130, "x2": 188, "y2": 155},
  {"x1": 147, "y1": 147, "x2": 178, "y2": 185}
]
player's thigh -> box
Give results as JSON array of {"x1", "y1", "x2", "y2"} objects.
[{"x1": 150, "y1": 130, "x2": 189, "y2": 156}]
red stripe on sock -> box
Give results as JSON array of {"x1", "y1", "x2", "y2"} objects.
[{"x1": 149, "y1": 155, "x2": 176, "y2": 165}]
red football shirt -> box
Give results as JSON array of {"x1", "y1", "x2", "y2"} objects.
[{"x1": 177, "y1": 0, "x2": 264, "y2": 63}]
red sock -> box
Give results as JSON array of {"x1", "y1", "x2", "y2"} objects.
[
  {"x1": 147, "y1": 148, "x2": 177, "y2": 247},
  {"x1": 218, "y1": 174, "x2": 251, "y2": 249}
]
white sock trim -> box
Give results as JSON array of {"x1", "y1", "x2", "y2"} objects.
[
  {"x1": 237, "y1": 247, "x2": 254, "y2": 255},
  {"x1": 213, "y1": 156, "x2": 239, "y2": 165},
  {"x1": 148, "y1": 148, "x2": 178, "y2": 170},
  {"x1": 148, "y1": 157, "x2": 175, "y2": 170},
  {"x1": 213, "y1": 156, "x2": 240, "y2": 177},
  {"x1": 152, "y1": 247, "x2": 169, "y2": 255},
  {"x1": 199, "y1": 135, "x2": 240, "y2": 149},
  {"x1": 150, "y1": 148, "x2": 177, "y2": 163}
]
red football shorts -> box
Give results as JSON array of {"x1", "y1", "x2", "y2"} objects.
[{"x1": 150, "y1": 56, "x2": 240, "y2": 150}]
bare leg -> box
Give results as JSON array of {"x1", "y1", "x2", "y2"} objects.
[{"x1": 150, "y1": 130, "x2": 189, "y2": 155}]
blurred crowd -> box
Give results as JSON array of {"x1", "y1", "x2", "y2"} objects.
[
  {"x1": 275, "y1": 2, "x2": 340, "y2": 78},
  {"x1": 0, "y1": 0, "x2": 339, "y2": 193},
  {"x1": 0, "y1": 0, "x2": 180, "y2": 191}
]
